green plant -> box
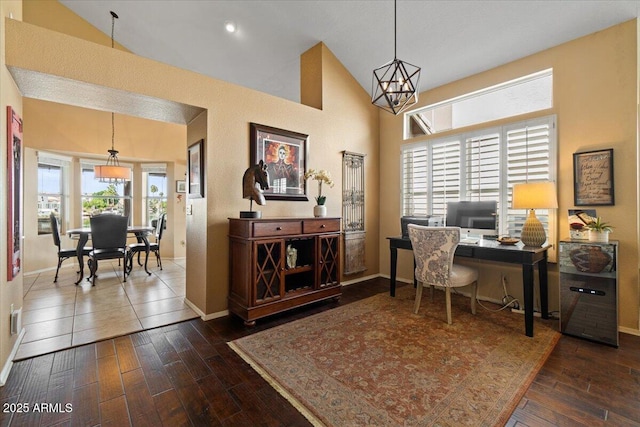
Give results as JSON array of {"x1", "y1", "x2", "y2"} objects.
[
  {"x1": 304, "y1": 169, "x2": 334, "y2": 205},
  {"x1": 585, "y1": 217, "x2": 613, "y2": 232}
]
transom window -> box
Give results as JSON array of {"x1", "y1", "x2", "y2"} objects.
[
  {"x1": 405, "y1": 69, "x2": 553, "y2": 139},
  {"x1": 401, "y1": 115, "x2": 557, "y2": 252}
]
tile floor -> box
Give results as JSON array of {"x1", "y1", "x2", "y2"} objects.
[{"x1": 16, "y1": 258, "x2": 197, "y2": 360}]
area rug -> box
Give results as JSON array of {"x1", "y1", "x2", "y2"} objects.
[{"x1": 229, "y1": 286, "x2": 560, "y2": 426}]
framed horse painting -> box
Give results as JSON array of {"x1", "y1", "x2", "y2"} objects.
[{"x1": 250, "y1": 123, "x2": 308, "y2": 201}]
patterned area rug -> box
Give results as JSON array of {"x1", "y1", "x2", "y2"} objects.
[{"x1": 229, "y1": 286, "x2": 560, "y2": 426}]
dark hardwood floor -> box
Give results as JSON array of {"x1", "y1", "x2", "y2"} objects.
[{"x1": 1, "y1": 277, "x2": 639, "y2": 426}]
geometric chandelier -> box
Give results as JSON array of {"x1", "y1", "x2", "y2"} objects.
[
  {"x1": 371, "y1": 0, "x2": 421, "y2": 115},
  {"x1": 94, "y1": 11, "x2": 131, "y2": 183}
]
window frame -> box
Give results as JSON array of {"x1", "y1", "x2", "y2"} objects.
[
  {"x1": 401, "y1": 115, "x2": 557, "y2": 259},
  {"x1": 37, "y1": 153, "x2": 71, "y2": 235},
  {"x1": 80, "y1": 159, "x2": 133, "y2": 226}
]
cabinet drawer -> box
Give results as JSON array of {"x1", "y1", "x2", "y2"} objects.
[
  {"x1": 303, "y1": 218, "x2": 340, "y2": 234},
  {"x1": 253, "y1": 221, "x2": 302, "y2": 237}
]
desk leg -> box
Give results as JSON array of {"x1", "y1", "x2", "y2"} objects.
[
  {"x1": 538, "y1": 255, "x2": 549, "y2": 319},
  {"x1": 390, "y1": 247, "x2": 398, "y2": 297},
  {"x1": 522, "y1": 264, "x2": 535, "y2": 337},
  {"x1": 74, "y1": 233, "x2": 88, "y2": 285}
]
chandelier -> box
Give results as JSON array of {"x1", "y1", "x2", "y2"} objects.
[
  {"x1": 371, "y1": 0, "x2": 421, "y2": 115},
  {"x1": 94, "y1": 11, "x2": 131, "y2": 183}
]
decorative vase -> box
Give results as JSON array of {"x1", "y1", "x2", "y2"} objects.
[
  {"x1": 313, "y1": 205, "x2": 327, "y2": 218},
  {"x1": 569, "y1": 245, "x2": 612, "y2": 273},
  {"x1": 588, "y1": 230, "x2": 610, "y2": 243}
]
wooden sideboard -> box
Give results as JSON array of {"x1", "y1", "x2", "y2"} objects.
[{"x1": 228, "y1": 217, "x2": 341, "y2": 325}]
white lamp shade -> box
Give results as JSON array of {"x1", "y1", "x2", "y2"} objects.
[
  {"x1": 94, "y1": 165, "x2": 131, "y2": 181},
  {"x1": 512, "y1": 182, "x2": 558, "y2": 209}
]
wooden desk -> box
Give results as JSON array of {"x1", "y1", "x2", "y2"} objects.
[
  {"x1": 387, "y1": 236, "x2": 550, "y2": 337},
  {"x1": 68, "y1": 226, "x2": 154, "y2": 284}
]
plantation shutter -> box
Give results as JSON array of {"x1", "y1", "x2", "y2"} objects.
[
  {"x1": 431, "y1": 140, "x2": 461, "y2": 219},
  {"x1": 504, "y1": 118, "x2": 556, "y2": 248},
  {"x1": 402, "y1": 144, "x2": 428, "y2": 216}
]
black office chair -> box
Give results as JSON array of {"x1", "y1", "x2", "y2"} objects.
[
  {"x1": 127, "y1": 213, "x2": 166, "y2": 275},
  {"x1": 87, "y1": 214, "x2": 129, "y2": 286},
  {"x1": 50, "y1": 213, "x2": 91, "y2": 283}
]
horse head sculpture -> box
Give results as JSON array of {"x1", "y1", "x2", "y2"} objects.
[{"x1": 242, "y1": 160, "x2": 269, "y2": 207}]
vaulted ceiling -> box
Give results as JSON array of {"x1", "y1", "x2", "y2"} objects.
[{"x1": 59, "y1": 1, "x2": 639, "y2": 104}]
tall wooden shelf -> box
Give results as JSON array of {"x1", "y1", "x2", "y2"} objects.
[{"x1": 228, "y1": 217, "x2": 341, "y2": 325}]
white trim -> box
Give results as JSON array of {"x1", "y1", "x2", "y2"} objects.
[
  {"x1": 183, "y1": 297, "x2": 229, "y2": 321},
  {"x1": 0, "y1": 329, "x2": 26, "y2": 386},
  {"x1": 619, "y1": 326, "x2": 640, "y2": 336},
  {"x1": 340, "y1": 273, "x2": 380, "y2": 286}
]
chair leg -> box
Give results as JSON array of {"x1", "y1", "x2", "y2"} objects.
[
  {"x1": 156, "y1": 251, "x2": 162, "y2": 270},
  {"x1": 445, "y1": 287, "x2": 452, "y2": 325},
  {"x1": 414, "y1": 283, "x2": 424, "y2": 314},
  {"x1": 123, "y1": 256, "x2": 127, "y2": 282},
  {"x1": 470, "y1": 281, "x2": 477, "y2": 315},
  {"x1": 54, "y1": 258, "x2": 63, "y2": 283}
]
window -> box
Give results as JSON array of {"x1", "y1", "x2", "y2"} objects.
[
  {"x1": 405, "y1": 69, "x2": 553, "y2": 138},
  {"x1": 81, "y1": 160, "x2": 132, "y2": 226},
  {"x1": 142, "y1": 164, "x2": 167, "y2": 227},
  {"x1": 37, "y1": 154, "x2": 70, "y2": 234},
  {"x1": 402, "y1": 115, "x2": 557, "y2": 246}
]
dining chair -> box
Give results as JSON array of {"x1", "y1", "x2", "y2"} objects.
[
  {"x1": 50, "y1": 213, "x2": 91, "y2": 283},
  {"x1": 87, "y1": 214, "x2": 129, "y2": 285},
  {"x1": 127, "y1": 213, "x2": 165, "y2": 275},
  {"x1": 407, "y1": 224, "x2": 478, "y2": 324}
]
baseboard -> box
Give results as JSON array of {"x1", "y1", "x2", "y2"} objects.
[
  {"x1": 619, "y1": 326, "x2": 640, "y2": 336},
  {"x1": 0, "y1": 328, "x2": 26, "y2": 386},
  {"x1": 341, "y1": 273, "x2": 381, "y2": 286},
  {"x1": 183, "y1": 297, "x2": 228, "y2": 321}
]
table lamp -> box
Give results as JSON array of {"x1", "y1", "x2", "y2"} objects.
[{"x1": 512, "y1": 182, "x2": 558, "y2": 247}]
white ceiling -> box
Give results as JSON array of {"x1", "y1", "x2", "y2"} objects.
[{"x1": 58, "y1": 1, "x2": 640, "y2": 105}]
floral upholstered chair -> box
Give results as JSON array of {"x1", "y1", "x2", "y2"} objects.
[{"x1": 407, "y1": 225, "x2": 478, "y2": 324}]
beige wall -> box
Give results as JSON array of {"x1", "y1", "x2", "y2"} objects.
[
  {"x1": 0, "y1": 0, "x2": 25, "y2": 383},
  {"x1": 5, "y1": 3, "x2": 380, "y2": 325},
  {"x1": 379, "y1": 20, "x2": 639, "y2": 332}
]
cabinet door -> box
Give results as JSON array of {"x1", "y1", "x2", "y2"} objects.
[
  {"x1": 253, "y1": 239, "x2": 284, "y2": 304},
  {"x1": 317, "y1": 235, "x2": 339, "y2": 288}
]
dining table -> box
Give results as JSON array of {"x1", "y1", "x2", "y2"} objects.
[{"x1": 67, "y1": 225, "x2": 155, "y2": 284}]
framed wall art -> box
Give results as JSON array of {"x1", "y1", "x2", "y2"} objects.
[
  {"x1": 7, "y1": 106, "x2": 22, "y2": 281},
  {"x1": 250, "y1": 123, "x2": 308, "y2": 201},
  {"x1": 573, "y1": 148, "x2": 614, "y2": 206},
  {"x1": 188, "y1": 139, "x2": 204, "y2": 198},
  {"x1": 176, "y1": 180, "x2": 186, "y2": 193}
]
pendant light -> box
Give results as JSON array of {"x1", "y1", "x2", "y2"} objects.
[
  {"x1": 94, "y1": 11, "x2": 131, "y2": 183},
  {"x1": 371, "y1": 0, "x2": 421, "y2": 115}
]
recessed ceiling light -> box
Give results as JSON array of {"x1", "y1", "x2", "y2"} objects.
[{"x1": 225, "y1": 21, "x2": 237, "y2": 33}]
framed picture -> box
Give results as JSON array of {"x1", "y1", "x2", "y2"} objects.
[
  {"x1": 188, "y1": 139, "x2": 204, "y2": 198},
  {"x1": 250, "y1": 123, "x2": 308, "y2": 201},
  {"x1": 175, "y1": 180, "x2": 186, "y2": 193},
  {"x1": 573, "y1": 148, "x2": 614, "y2": 206},
  {"x1": 7, "y1": 106, "x2": 22, "y2": 281}
]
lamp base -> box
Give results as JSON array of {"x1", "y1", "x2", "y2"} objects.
[{"x1": 521, "y1": 209, "x2": 547, "y2": 247}]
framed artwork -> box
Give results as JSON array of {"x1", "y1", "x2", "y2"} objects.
[
  {"x1": 250, "y1": 123, "x2": 308, "y2": 201},
  {"x1": 188, "y1": 139, "x2": 204, "y2": 198},
  {"x1": 573, "y1": 148, "x2": 614, "y2": 206},
  {"x1": 175, "y1": 180, "x2": 186, "y2": 193},
  {"x1": 7, "y1": 107, "x2": 22, "y2": 281}
]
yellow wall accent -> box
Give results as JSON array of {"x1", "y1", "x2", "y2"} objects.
[{"x1": 380, "y1": 19, "x2": 639, "y2": 331}]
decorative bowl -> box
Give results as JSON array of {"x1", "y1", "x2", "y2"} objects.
[{"x1": 497, "y1": 237, "x2": 520, "y2": 245}]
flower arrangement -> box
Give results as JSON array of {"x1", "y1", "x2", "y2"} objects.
[{"x1": 304, "y1": 169, "x2": 334, "y2": 205}]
